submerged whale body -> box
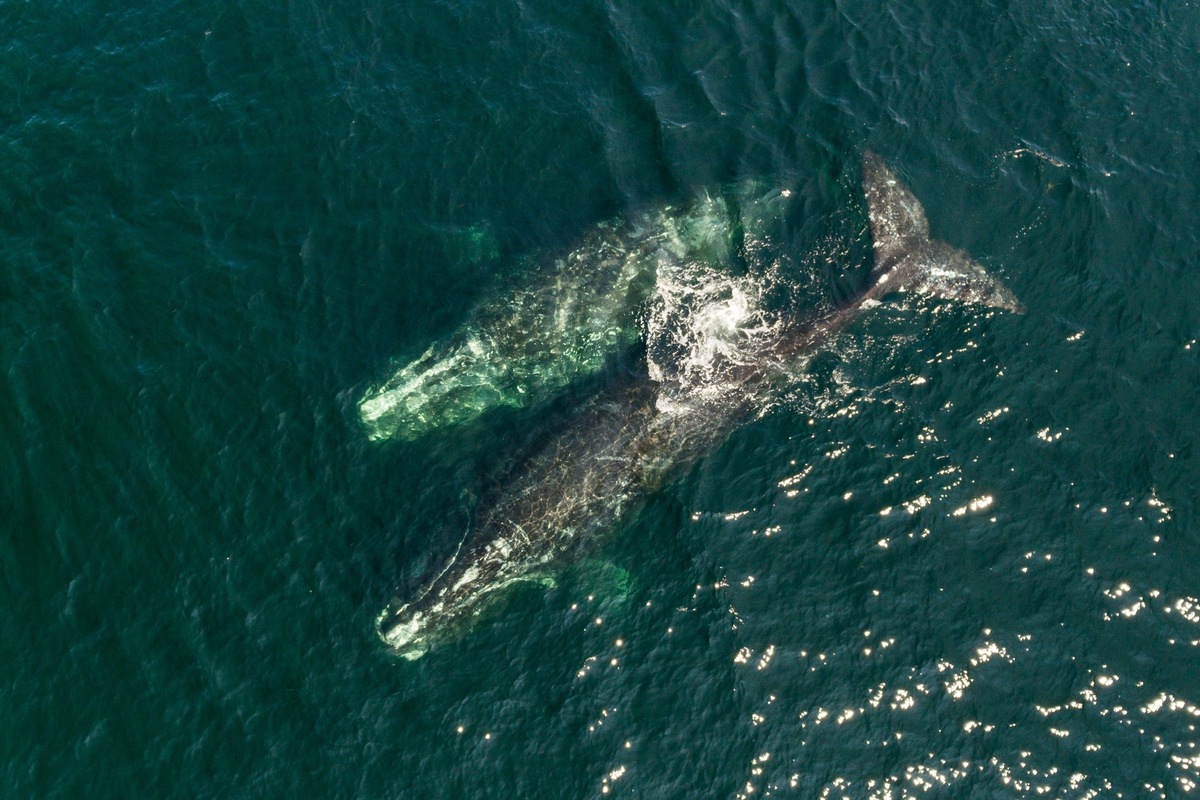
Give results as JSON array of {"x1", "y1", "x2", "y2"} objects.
[
  {"x1": 377, "y1": 153, "x2": 1022, "y2": 659},
  {"x1": 357, "y1": 192, "x2": 761, "y2": 442}
]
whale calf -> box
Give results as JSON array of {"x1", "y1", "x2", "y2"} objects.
[
  {"x1": 357, "y1": 191, "x2": 762, "y2": 442},
  {"x1": 377, "y1": 153, "x2": 1021, "y2": 658}
]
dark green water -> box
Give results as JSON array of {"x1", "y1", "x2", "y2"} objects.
[{"x1": 4, "y1": 1, "x2": 1200, "y2": 797}]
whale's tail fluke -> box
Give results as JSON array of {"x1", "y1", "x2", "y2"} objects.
[{"x1": 862, "y1": 151, "x2": 1023, "y2": 313}]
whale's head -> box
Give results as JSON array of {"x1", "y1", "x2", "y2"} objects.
[
  {"x1": 377, "y1": 550, "x2": 552, "y2": 659},
  {"x1": 376, "y1": 565, "x2": 492, "y2": 660}
]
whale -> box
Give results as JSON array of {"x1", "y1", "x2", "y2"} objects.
[
  {"x1": 357, "y1": 191, "x2": 756, "y2": 442},
  {"x1": 377, "y1": 152, "x2": 1022, "y2": 659}
]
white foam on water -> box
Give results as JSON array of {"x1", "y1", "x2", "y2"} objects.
[{"x1": 643, "y1": 257, "x2": 785, "y2": 411}]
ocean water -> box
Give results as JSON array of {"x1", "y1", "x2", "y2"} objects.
[{"x1": 4, "y1": 0, "x2": 1200, "y2": 798}]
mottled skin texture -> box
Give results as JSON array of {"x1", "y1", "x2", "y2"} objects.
[
  {"x1": 378, "y1": 152, "x2": 1022, "y2": 658},
  {"x1": 377, "y1": 373, "x2": 664, "y2": 658},
  {"x1": 358, "y1": 198, "x2": 735, "y2": 442},
  {"x1": 861, "y1": 152, "x2": 1024, "y2": 313}
]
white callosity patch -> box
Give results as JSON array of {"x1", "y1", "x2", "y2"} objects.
[{"x1": 380, "y1": 608, "x2": 430, "y2": 659}]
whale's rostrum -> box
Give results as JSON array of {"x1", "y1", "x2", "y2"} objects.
[{"x1": 377, "y1": 152, "x2": 1021, "y2": 658}]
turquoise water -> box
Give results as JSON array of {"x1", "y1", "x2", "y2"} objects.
[{"x1": 4, "y1": 1, "x2": 1200, "y2": 797}]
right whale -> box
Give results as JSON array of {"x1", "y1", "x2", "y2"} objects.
[{"x1": 376, "y1": 151, "x2": 1023, "y2": 659}]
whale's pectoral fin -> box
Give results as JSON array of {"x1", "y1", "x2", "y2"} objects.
[
  {"x1": 573, "y1": 559, "x2": 635, "y2": 605},
  {"x1": 863, "y1": 152, "x2": 1024, "y2": 314}
]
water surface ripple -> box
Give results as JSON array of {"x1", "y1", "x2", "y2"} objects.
[{"x1": 3, "y1": 0, "x2": 1199, "y2": 798}]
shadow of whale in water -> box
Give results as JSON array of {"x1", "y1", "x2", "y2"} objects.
[{"x1": 376, "y1": 152, "x2": 1022, "y2": 659}]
